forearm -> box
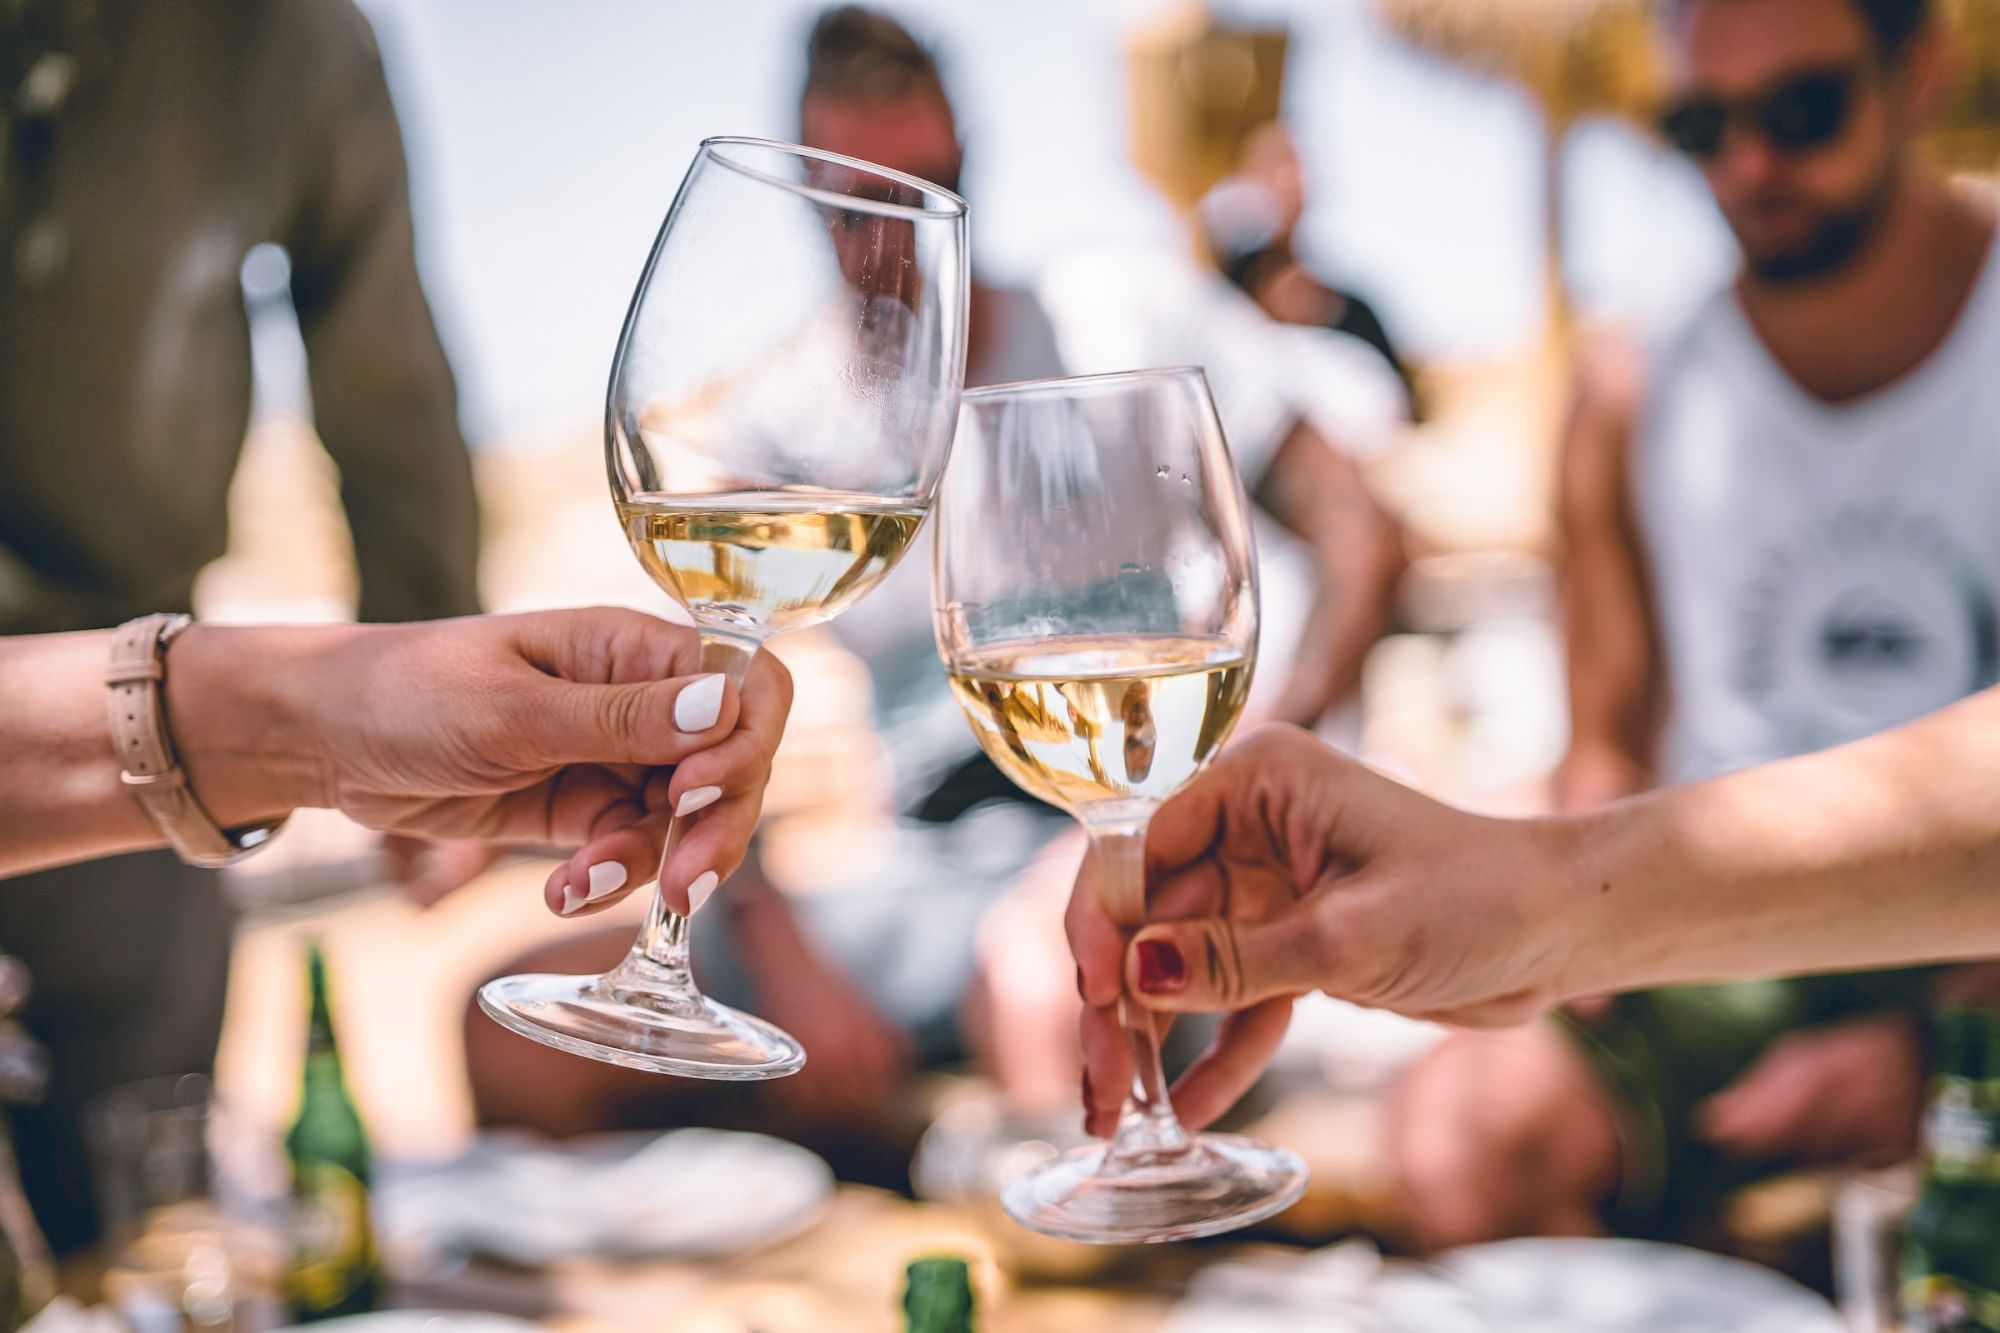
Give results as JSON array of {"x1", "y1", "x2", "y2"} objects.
[
  {"x1": 1260, "y1": 428, "x2": 1402, "y2": 725},
  {"x1": 1287, "y1": 514, "x2": 1398, "y2": 720},
  {"x1": 1561, "y1": 686, "x2": 2000, "y2": 997},
  {"x1": 0, "y1": 626, "x2": 332, "y2": 876}
]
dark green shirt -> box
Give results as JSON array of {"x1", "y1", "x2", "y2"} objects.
[{"x1": 0, "y1": 0, "x2": 479, "y2": 633}]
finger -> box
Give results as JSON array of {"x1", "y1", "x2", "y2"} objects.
[
  {"x1": 508, "y1": 615, "x2": 790, "y2": 772},
  {"x1": 657, "y1": 792, "x2": 763, "y2": 915},
  {"x1": 655, "y1": 652, "x2": 791, "y2": 821},
  {"x1": 1142, "y1": 726, "x2": 1328, "y2": 872},
  {"x1": 544, "y1": 772, "x2": 673, "y2": 918},
  {"x1": 1166, "y1": 996, "x2": 1296, "y2": 1130},
  {"x1": 505, "y1": 606, "x2": 703, "y2": 684},
  {"x1": 1080, "y1": 1001, "x2": 1130, "y2": 1139},
  {"x1": 1065, "y1": 858, "x2": 1127, "y2": 1010},
  {"x1": 1144, "y1": 750, "x2": 1241, "y2": 873},
  {"x1": 1149, "y1": 726, "x2": 1400, "y2": 877},
  {"x1": 663, "y1": 713, "x2": 782, "y2": 814},
  {"x1": 698, "y1": 648, "x2": 793, "y2": 775},
  {"x1": 1147, "y1": 860, "x2": 1228, "y2": 923},
  {"x1": 1124, "y1": 903, "x2": 1330, "y2": 1014},
  {"x1": 525, "y1": 670, "x2": 743, "y2": 770}
]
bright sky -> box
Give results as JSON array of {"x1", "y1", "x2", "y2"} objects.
[{"x1": 305, "y1": 0, "x2": 1736, "y2": 446}]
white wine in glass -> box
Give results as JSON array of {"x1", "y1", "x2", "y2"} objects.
[
  {"x1": 619, "y1": 491, "x2": 927, "y2": 637},
  {"x1": 944, "y1": 635, "x2": 1251, "y2": 809},
  {"x1": 934, "y1": 367, "x2": 1308, "y2": 1243},
  {"x1": 479, "y1": 136, "x2": 968, "y2": 1079}
]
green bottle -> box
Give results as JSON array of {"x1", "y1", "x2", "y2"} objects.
[
  {"x1": 285, "y1": 943, "x2": 380, "y2": 1322},
  {"x1": 902, "y1": 1255, "x2": 975, "y2": 1333},
  {"x1": 1902, "y1": 1006, "x2": 2000, "y2": 1331}
]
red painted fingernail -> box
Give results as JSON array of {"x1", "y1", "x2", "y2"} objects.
[{"x1": 1135, "y1": 938, "x2": 1187, "y2": 993}]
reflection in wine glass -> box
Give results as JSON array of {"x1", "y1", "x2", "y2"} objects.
[
  {"x1": 480, "y1": 136, "x2": 968, "y2": 1079},
  {"x1": 932, "y1": 367, "x2": 1308, "y2": 1243}
]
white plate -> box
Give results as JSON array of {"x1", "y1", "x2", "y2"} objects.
[
  {"x1": 271, "y1": 1314, "x2": 540, "y2": 1333},
  {"x1": 378, "y1": 1128, "x2": 834, "y2": 1267},
  {"x1": 1163, "y1": 1237, "x2": 1840, "y2": 1333},
  {"x1": 1375, "y1": 1237, "x2": 1843, "y2": 1332}
]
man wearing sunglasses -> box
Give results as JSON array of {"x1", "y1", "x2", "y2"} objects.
[{"x1": 1394, "y1": 0, "x2": 2000, "y2": 1249}]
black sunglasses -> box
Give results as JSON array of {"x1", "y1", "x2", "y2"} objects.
[{"x1": 1659, "y1": 65, "x2": 1864, "y2": 160}]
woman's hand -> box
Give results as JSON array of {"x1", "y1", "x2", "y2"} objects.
[
  {"x1": 1068, "y1": 726, "x2": 1574, "y2": 1135},
  {"x1": 172, "y1": 608, "x2": 792, "y2": 917}
]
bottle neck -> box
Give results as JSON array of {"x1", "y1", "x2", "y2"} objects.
[
  {"x1": 301, "y1": 1043, "x2": 345, "y2": 1085},
  {"x1": 300, "y1": 959, "x2": 351, "y2": 1102},
  {"x1": 303, "y1": 945, "x2": 341, "y2": 1059}
]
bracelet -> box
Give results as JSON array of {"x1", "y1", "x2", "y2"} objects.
[{"x1": 107, "y1": 614, "x2": 286, "y2": 868}]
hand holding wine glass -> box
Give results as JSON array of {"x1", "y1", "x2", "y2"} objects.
[
  {"x1": 479, "y1": 137, "x2": 967, "y2": 1079},
  {"x1": 932, "y1": 367, "x2": 1307, "y2": 1243}
]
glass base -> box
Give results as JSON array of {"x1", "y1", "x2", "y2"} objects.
[
  {"x1": 477, "y1": 971, "x2": 806, "y2": 1080},
  {"x1": 1001, "y1": 1134, "x2": 1308, "y2": 1244}
]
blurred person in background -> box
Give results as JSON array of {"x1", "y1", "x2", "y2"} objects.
[
  {"x1": 0, "y1": 0, "x2": 478, "y2": 1248},
  {"x1": 464, "y1": 5, "x2": 1407, "y2": 1175},
  {"x1": 1392, "y1": 0, "x2": 2000, "y2": 1251},
  {"x1": 1197, "y1": 121, "x2": 1422, "y2": 421},
  {"x1": 1037, "y1": 192, "x2": 1410, "y2": 741}
]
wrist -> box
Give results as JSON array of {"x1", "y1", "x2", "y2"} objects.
[
  {"x1": 1542, "y1": 798, "x2": 1660, "y2": 1003},
  {"x1": 164, "y1": 624, "x2": 344, "y2": 824}
]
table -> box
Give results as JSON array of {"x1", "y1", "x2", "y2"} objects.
[{"x1": 406, "y1": 1186, "x2": 1196, "y2": 1333}]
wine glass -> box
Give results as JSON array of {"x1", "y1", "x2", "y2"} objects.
[
  {"x1": 479, "y1": 136, "x2": 968, "y2": 1079},
  {"x1": 932, "y1": 367, "x2": 1308, "y2": 1243}
]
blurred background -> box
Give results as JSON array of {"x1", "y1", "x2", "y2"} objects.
[{"x1": 9, "y1": 0, "x2": 2000, "y2": 1328}]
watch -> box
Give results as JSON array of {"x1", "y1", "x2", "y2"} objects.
[{"x1": 106, "y1": 614, "x2": 286, "y2": 867}]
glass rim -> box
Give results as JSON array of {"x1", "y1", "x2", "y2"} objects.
[
  {"x1": 960, "y1": 365, "x2": 1208, "y2": 403},
  {"x1": 699, "y1": 134, "x2": 968, "y2": 221}
]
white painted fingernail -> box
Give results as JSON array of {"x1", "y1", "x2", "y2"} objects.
[
  {"x1": 584, "y1": 861, "x2": 628, "y2": 904},
  {"x1": 675, "y1": 785, "x2": 723, "y2": 817},
  {"x1": 687, "y1": 870, "x2": 720, "y2": 914},
  {"x1": 560, "y1": 880, "x2": 586, "y2": 916},
  {"x1": 675, "y1": 674, "x2": 725, "y2": 733}
]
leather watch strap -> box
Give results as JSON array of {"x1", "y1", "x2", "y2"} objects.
[{"x1": 107, "y1": 614, "x2": 281, "y2": 867}]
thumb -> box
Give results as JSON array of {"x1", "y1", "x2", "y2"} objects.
[
  {"x1": 1124, "y1": 907, "x2": 1327, "y2": 1013},
  {"x1": 525, "y1": 671, "x2": 740, "y2": 768}
]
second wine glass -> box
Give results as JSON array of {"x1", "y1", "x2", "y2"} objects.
[
  {"x1": 932, "y1": 367, "x2": 1309, "y2": 1242},
  {"x1": 479, "y1": 136, "x2": 968, "y2": 1079}
]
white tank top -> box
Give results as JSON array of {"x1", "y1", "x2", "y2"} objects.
[{"x1": 1634, "y1": 239, "x2": 2000, "y2": 784}]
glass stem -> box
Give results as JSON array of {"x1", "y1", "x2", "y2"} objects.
[
  {"x1": 611, "y1": 632, "x2": 758, "y2": 1000},
  {"x1": 1089, "y1": 819, "x2": 1192, "y2": 1164}
]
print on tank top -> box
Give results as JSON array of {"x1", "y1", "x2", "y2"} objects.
[{"x1": 1732, "y1": 498, "x2": 1999, "y2": 755}]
